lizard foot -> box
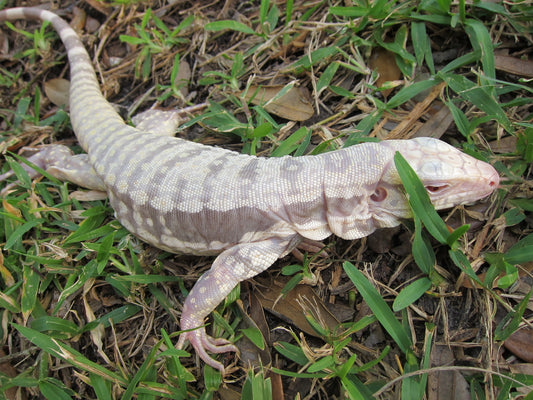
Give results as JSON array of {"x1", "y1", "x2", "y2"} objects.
[
  {"x1": 0, "y1": 145, "x2": 106, "y2": 195},
  {"x1": 177, "y1": 326, "x2": 238, "y2": 373}
]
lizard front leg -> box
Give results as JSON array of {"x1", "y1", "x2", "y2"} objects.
[
  {"x1": 177, "y1": 235, "x2": 299, "y2": 373},
  {"x1": 0, "y1": 145, "x2": 106, "y2": 195}
]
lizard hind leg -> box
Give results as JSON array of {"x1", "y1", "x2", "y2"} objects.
[
  {"x1": 176, "y1": 235, "x2": 298, "y2": 373},
  {"x1": 131, "y1": 103, "x2": 207, "y2": 137}
]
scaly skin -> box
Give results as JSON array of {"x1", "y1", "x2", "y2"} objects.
[{"x1": 0, "y1": 7, "x2": 499, "y2": 373}]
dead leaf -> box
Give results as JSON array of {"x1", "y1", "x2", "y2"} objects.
[
  {"x1": 235, "y1": 296, "x2": 271, "y2": 369},
  {"x1": 70, "y1": 7, "x2": 86, "y2": 32},
  {"x1": 368, "y1": 48, "x2": 402, "y2": 98},
  {"x1": 85, "y1": 16, "x2": 101, "y2": 34},
  {"x1": 0, "y1": 251, "x2": 14, "y2": 287},
  {"x1": 243, "y1": 84, "x2": 314, "y2": 121},
  {"x1": 460, "y1": 271, "x2": 492, "y2": 289},
  {"x1": 272, "y1": 30, "x2": 308, "y2": 58},
  {"x1": 256, "y1": 278, "x2": 340, "y2": 337},
  {"x1": 509, "y1": 364, "x2": 533, "y2": 395},
  {"x1": 510, "y1": 363, "x2": 533, "y2": 375},
  {"x1": 175, "y1": 60, "x2": 191, "y2": 97},
  {"x1": 0, "y1": 347, "x2": 27, "y2": 400},
  {"x1": 428, "y1": 345, "x2": 470, "y2": 400},
  {"x1": 85, "y1": 0, "x2": 113, "y2": 14},
  {"x1": 387, "y1": 81, "x2": 447, "y2": 139},
  {"x1": 461, "y1": 259, "x2": 533, "y2": 291},
  {"x1": 488, "y1": 136, "x2": 518, "y2": 154},
  {"x1": 83, "y1": 281, "x2": 111, "y2": 364},
  {"x1": 367, "y1": 227, "x2": 399, "y2": 254},
  {"x1": 412, "y1": 102, "x2": 454, "y2": 140},
  {"x1": 0, "y1": 28, "x2": 9, "y2": 55},
  {"x1": 504, "y1": 327, "x2": 533, "y2": 362},
  {"x1": 247, "y1": 291, "x2": 272, "y2": 345},
  {"x1": 267, "y1": 370, "x2": 284, "y2": 399},
  {"x1": 218, "y1": 385, "x2": 243, "y2": 400},
  {"x1": 44, "y1": 78, "x2": 70, "y2": 107},
  {"x1": 2, "y1": 198, "x2": 21, "y2": 219},
  {"x1": 495, "y1": 55, "x2": 533, "y2": 78}
]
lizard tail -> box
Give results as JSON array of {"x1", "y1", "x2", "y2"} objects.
[{"x1": 0, "y1": 7, "x2": 125, "y2": 152}]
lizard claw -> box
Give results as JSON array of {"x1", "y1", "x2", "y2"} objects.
[{"x1": 177, "y1": 326, "x2": 238, "y2": 373}]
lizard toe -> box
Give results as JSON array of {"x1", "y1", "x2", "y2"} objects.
[
  {"x1": 204, "y1": 336, "x2": 238, "y2": 353},
  {"x1": 177, "y1": 327, "x2": 237, "y2": 374}
]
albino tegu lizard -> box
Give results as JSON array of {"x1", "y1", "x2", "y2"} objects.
[{"x1": 0, "y1": 7, "x2": 499, "y2": 372}]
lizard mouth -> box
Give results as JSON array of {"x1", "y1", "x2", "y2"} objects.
[
  {"x1": 425, "y1": 183, "x2": 451, "y2": 194},
  {"x1": 424, "y1": 171, "x2": 500, "y2": 209}
]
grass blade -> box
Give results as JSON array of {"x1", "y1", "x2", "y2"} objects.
[
  {"x1": 13, "y1": 324, "x2": 126, "y2": 385},
  {"x1": 204, "y1": 20, "x2": 256, "y2": 35},
  {"x1": 464, "y1": 19, "x2": 495, "y2": 80},
  {"x1": 393, "y1": 152, "x2": 449, "y2": 244},
  {"x1": 343, "y1": 262, "x2": 412, "y2": 354},
  {"x1": 392, "y1": 277, "x2": 432, "y2": 312}
]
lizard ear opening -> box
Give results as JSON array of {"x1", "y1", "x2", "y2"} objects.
[{"x1": 370, "y1": 187, "x2": 387, "y2": 202}]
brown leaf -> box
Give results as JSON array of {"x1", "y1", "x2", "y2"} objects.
[
  {"x1": 504, "y1": 327, "x2": 533, "y2": 362},
  {"x1": 218, "y1": 385, "x2": 242, "y2": 400},
  {"x1": 0, "y1": 28, "x2": 9, "y2": 55},
  {"x1": 428, "y1": 345, "x2": 470, "y2": 400},
  {"x1": 70, "y1": 7, "x2": 86, "y2": 32},
  {"x1": 243, "y1": 85, "x2": 314, "y2": 121},
  {"x1": 488, "y1": 136, "x2": 518, "y2": 154},
  {"x1": 234, "y1": 295, "x2": 272, "y2": 369},
  {"x1": 174, "y1": 60, "x2": 191, "y2": 97},
  {"x1": 84, "y1": 281, "x2": 111, "y2": 364},
  {"x1": 248, "y1": 291, "x2": 271, "y2": 344},
  {"x1": 459, "y1": 271, "x2": 491, "y2": 289},
  {"x1": 368, "y1": 48, "x2": 402, "y2": 98},
  {"x1": 367, "y1": 227, "x2": 398, "y2": 254},
  {"x1": 2, "y1": 198, "x2": 21, "y2": 219},
  {"x1": 461, "y1": 260, "x2": 533, "y2": 290},
  {"x1": 0, "y1": 348, "x2": 27, "y2": 400},
  {"x1": 387, "y1": 81, "x2": 447, "y2": 139},
  {"x1": 509, "y1": 363, "x2": 533, "y2": 375},
  {"x1": 272, "y1": 30, "x2": 308, "y2": 58},
  {"x1": 267, "y1": 370, "x2": 284, "y2": 399},
  {"x1": 256, "y1": 278, "x2": 340, "y2": 337},
  {"x1": 412, "y1": 102, "x2": 454, "y2": 140},
  {"x1": 0, "y1": 251, "x2": 14, "y2": 287},
  {"x1": 85, "y1": 16, "x2": 101, "y2": 34},
  {"x1": 84, "y1": 0, "x2": 113, "y2": 15},
  {"x1": 44, "y1": 78, "x2": 70, "y2": 107},
  {"x1": 509, "y1": 364, "x2": 533, "y2": 395},
  {"x1": 495, "y1": 55, "x2": 533, "y2": 78}
]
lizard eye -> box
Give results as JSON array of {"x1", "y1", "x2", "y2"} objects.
[{"x1": 370, "y1": 187, "x2": 387, "y2": 202}]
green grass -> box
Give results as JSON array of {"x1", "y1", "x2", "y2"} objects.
[{"x1": 0, "y1": 0, "x2": 532, "y2": 399}]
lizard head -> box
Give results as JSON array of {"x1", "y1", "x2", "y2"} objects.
[
  {"x1": 368, "y1": 137, "x2": 500, "y2": 226},
  {"x1": 323, "y1": 137, "x2": 499, "y2": 241}
]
